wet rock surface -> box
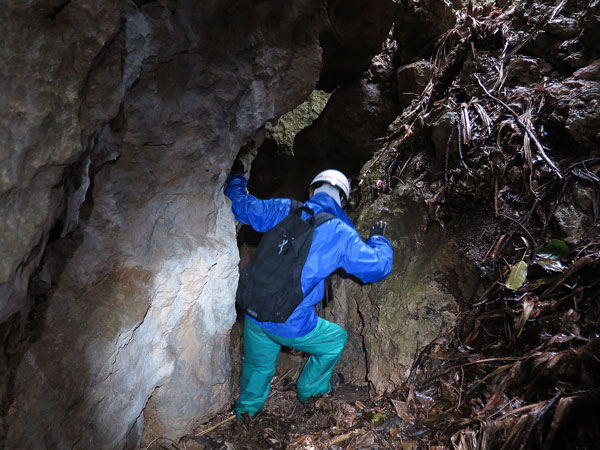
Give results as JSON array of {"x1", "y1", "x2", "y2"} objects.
[
  {"x1": 304, "y1": 174, "x2": 481, "y2": 396},
  {"x1": 393, "y1": 0, "x2": 457, "y2": 65},
  {"x1": 396, "y1": 60, "x2": 435, "y2": 110},
  {"x1": 0, "y1": 0, "x2": 123, "y2": 324}
]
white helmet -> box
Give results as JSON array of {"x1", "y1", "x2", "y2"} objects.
[{"x1": 309, "y1": 169, "x2": 351, "y2": 207}]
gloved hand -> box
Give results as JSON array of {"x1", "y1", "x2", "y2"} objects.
[
  {"x1": 230, "y1": 159, "x2": 245, "y2": 177},
  {"x1": 369, "y1": 221, "x2": 387, "y2": 238}
]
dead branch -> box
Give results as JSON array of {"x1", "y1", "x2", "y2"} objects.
[
  {"x1": 474, "y1": 75, "x2": 562, "y2": 179},
  {"x1": 328, "y1": 429, "x2": 362, "y2": 445},
  {"x1": 541, "y1": 255, "x2": 595, "y2": 298},
  {"x1": 518, "y1": 390, "x2": 563, "y2": 450},
  {"x1": 144, "y1": 437, "x2": 184, "y2": 450},
  {"x1": 495, "y1": 212, "x2": 537, "y2": 251}
]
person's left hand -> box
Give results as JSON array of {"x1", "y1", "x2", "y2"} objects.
[
  {"x1": 230, "y1": 159, "x2": 245, "y2": 176},
  {"x1": 369, "y1": 221, "x2": 387, "y2": 238}
]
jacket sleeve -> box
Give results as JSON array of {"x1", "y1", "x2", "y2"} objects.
[
  {"x1": 224, "y1": 174, "x2": 291, "y2": 232},
  {"x1": 340, "y1": 228, "x2": 393, "y2": 283}
]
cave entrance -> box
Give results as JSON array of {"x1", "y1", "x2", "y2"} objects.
[{"x1": 228, "y1": 80, "x2": 394, "y2": 398}]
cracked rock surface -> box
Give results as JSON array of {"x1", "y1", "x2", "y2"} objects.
[{"x1": 1, "y1": 1, "x2": 330, "y2": 448}]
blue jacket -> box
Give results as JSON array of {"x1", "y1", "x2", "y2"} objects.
[{"x1": 225, "y1": 174, "x2": 393, "y2": 338}]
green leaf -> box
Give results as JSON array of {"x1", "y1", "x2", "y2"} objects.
[
  {"x1": 536, "y1": 239, "x2": 571, "y2": 260},
  {"x1": 506, "y1": 260, "x2": 528, "y2": 290},
  {"x1": 371, "y1": 412, "x2": 387, "y2": 424},
  {"x1": 536, "y1": 257, "x2": 566, "y2": 273}
]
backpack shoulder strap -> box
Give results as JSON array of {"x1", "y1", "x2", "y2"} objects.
[
  {"x1": 314, "y1": 212, "x2": 336, "y2": 227},
  {"x1": 288, "y1": 199, "x2": 336, "y2": 227},
  {"x1": 289, "y1": 199, "x2": 303, "y2": 214}
]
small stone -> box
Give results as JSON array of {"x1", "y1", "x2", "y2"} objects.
[
  {"x1": 574, "y1": 60, "x2": 600, "y2": 81},
  {"x1": 546, "y1": 16, "x2": 579, "y2": 39},
  {"x1": 506, "y1": 57, "x2": 541, "y2": 85},
  {"x1": 396, "y1": 60, "x2": 434, "y2": 111},
  {"x1": 554, "y1": 203, "x2": 586, "y2": 245}
]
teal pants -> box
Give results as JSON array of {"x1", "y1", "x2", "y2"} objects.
[{"x1": 235, "y1": 318, "x2": 347, "y2": 418}]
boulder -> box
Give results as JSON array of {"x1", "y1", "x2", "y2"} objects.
[
  {"x1": 546, "y1": 79, "x2": 600, "y2": 153},
  {"x1": 554, "y1": 184, "x2": 596, "y2": 246},
  {"x1": 396, "y1": 60, "x2": 434, "y2": 111},
  {"x1": 325, "y1": 181, "x2": 479, "y2": 393},
  {"x1": 573, "y1": 59, "x2": 600, "y2": 80},
  {"x1": 505, "y1": 57, "x2": 542, "y2": 86},
  {"x1": 580, "y1": 0, "x2": 600, "y2": 52}
]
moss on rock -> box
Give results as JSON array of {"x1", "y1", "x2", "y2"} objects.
[
  {"x1": 266, "y1": 90, "x2": 331, "y2": 150},
  {"x1": 335, "y1": 160, "x2": 480, "y2": 394}
]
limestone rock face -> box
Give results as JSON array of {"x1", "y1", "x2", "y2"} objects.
[
  {"x1": 325, "y1": 183, "x2": 479, "y2": 393},
  {"x1": 546, "y1": 78, "x2": 600, "y2": 154},
  {"x1": 0, "y1": 0, "x2": 123, "y2": 324},
  {"x1": 393, "y1": 0, "x2": 456, "y2": 66},
  {"x1": 2, "y1": 1, "x2": 328, "y2": 448},
  {"x1": 581, "y1": 0, "x2": 600, "y2": 51}
]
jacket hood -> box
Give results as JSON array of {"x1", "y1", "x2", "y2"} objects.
[{"x1": 304, "y1": 192, "x2": 355, "y2": 230}]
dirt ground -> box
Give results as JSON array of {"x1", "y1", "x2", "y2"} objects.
[{"x1": 183, "y1": 379, "x2": 417, "y2": 450}]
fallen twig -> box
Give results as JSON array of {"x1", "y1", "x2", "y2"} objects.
[
  {"x1": 456, "y1": 115, "x2": 470, "y2": 173},
  {"x1": 444, "y1": 124, "x2": 455, "y2": 184},
  {"x1": 463, "y1": 363, "x2": 514, "y2": 398},
  {"x1": 144, "y1": 436, "x2": 184, "y2": 450},
  {"x1": 418, "y1": 356, "x2": 524, "y2": 387},
  {"x1": 518, "y1": 390, "x2": 563, "y2": 450},
  {"x1": 196, "y1": 415, "x2": 236, "y2": 437},
  {"x1": 495, "y1": 212, "x2": 537, "y2": 251},
  {"x1": 541, "y1": 255, "x2": 594, "y2": 298},
  {"x1": 328, "y1": 429, "x2": 362, "y2": 445},
  {"x1": 564, "y1": 157, "x2": 600, "y2": 174}
]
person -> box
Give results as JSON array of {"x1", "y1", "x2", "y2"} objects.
[{"x1": 225, "y1": 160, "x2": 393, "y2": 419}]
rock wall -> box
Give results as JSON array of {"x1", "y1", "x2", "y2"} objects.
[
  {"x1": 317, "y1": 0, "x2": 395, "y2": 91},
  {"x1": 328, "y1": 175, "x2": 480, "y2": 394},
  {"x1": 291, "y1": 0, "x2": 478, "y2": 394},
  {"x1": 318, "y1": 172, "x2": 480, "y2": 394},
  {"x1": 0, "y1": 0, "x2": 124, "y2": 327},
  {"x1": 329, "y1": 0, "x2": 600, "y2": 395},
  {"x1": 1, "y1": 0, "x2": 332, "y2": 448}
]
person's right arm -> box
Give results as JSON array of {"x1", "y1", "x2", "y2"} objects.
[
  {"x1": 338, "y1": 223, "x2": 393, "y2": 283},
  {"x1": 225, "y1": 174, "x2": 291, "y2": 232}
]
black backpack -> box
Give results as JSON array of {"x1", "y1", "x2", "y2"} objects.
[{"x1": 236, "y1": 201, "x2": 335, "y2": 322}]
